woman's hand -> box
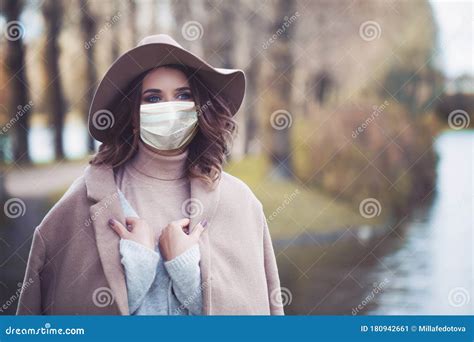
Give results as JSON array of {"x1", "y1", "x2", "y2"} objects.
[
  {"x1": 108, "y1": 217, "x2": 156, "y2": 251},
  {"x1": 159, "y1": 218, "x2": 207, "y2": 261}
]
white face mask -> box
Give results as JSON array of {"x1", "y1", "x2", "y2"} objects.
[{"x1": 139, "y1": 101, "x2": 199, "y2": 151}]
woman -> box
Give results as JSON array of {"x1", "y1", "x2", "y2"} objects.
[{"x1": 17, "y1": 34, "x2": 283, "y2": 315}]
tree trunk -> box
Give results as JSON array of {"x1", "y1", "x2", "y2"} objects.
[
  {"x1": 263, "y1": 0, "x2": 297, "y2": 179},
  {"x1": 80, "y1": 0, "x2": 98, "y2": 152},
  {"x1": 42, "y1": 0, "x2": 66, "y2": 160},
  {"x1": 3, "y1": 0, "x2": 31, "y2": 164}
]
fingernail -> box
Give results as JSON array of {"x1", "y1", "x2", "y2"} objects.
[
  {"x1": 108, "y1": 219, "x2": 114, "y2": 226},
  {"x1": 201, "y1": 219, "x2": 208, "y2": 228}
]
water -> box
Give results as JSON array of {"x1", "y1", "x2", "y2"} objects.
[{"x1": 278, "y1": 130, "x2": 473, "y2": 315}]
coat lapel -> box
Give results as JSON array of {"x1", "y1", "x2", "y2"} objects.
[
  {"x1": 84, "y1": 164, "x2": 221, "y2": 316},
  {"x1": 188, "y1": 176, "x2": 221, "y2": 315},
  {"x1": 84, "y1": 165, "x2": 129, "y2": 315}
]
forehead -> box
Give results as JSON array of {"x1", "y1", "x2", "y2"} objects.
[{"x1": 142, "y1": 66, "x2": 189, "y2": 90}]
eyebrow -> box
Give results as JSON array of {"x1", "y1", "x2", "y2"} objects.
[{"x1": 142, "y1": 87, "x2": 191, "y2": 95}]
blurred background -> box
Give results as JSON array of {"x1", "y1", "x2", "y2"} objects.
[{"x1": 0, "y1": 0, "x2": 472, "y2": 315}]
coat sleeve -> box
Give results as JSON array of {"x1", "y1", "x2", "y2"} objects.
[
  {"x1": 16, "y1": 227, "x2": 46, "y2": 315},
  {"x1": 164, "y1": 244, "x2": 203, "y2": 315},
  {"x1": 262, "y1": 213, "x2": 285, "y2": 315}
]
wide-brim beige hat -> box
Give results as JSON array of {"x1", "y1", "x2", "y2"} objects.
[{"x1": 88, "y1": 34, "x2": 246, "y2": 142}]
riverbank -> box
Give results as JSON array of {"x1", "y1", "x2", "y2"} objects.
[{"x1": 225, "y1": 155, "x2": 388, "y2": 241}]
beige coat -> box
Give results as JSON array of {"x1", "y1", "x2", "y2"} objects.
[{"x1": 16, "y1": 164, "x2": 284, "y2": 315}]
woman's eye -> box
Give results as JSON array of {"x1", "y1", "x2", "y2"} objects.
[
  {"x1": 176, "y1": 92, "x2": 192, "y2": 100},
  {"x1": 145, "y1": 95, "x2": 161, "y2": 103}
]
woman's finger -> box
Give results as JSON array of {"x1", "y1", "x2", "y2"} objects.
[
  {"x1": 108, "y1": 219, "x2": 129, "y2": 238},
  {"x1": 171, "y1": 218, "x2": 191, "y2": 228},
  {"x1": 125, "y1": 216, "x2": 140, "y2": 227},
  {"x1": 190, "y1": 219, "x2": 207, "y2": 239}
]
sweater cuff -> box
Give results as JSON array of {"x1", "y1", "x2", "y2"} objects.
[
  {"x1": 164, "y1": 244, "x2": 200, "y2": 277},
  {"x1": 120, "y1": 239, "x2": 160, "y2": 267}
]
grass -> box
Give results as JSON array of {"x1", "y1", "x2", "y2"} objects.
[{"x1": 225, "y1": 155, "x2": 386, "y2": 240}]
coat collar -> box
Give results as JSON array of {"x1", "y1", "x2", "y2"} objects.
[{"x1": 84, "y1": 164, "x2": 220, "y2": 315}]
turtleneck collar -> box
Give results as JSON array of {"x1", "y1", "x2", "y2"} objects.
[{"x1": 129, "y1": 140, "x2": 189, "y2": 180}]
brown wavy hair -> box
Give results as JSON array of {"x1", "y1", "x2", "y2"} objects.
[{"x1": 89, "y1": 64, "x2": 237, "y2": 187}]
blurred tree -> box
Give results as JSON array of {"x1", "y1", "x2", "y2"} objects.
[
  {"x1": 109, "y1": 2, "x2": 120, "y2": 61},
  {"x1": 435, "y1": 93, "x2": 474, "y2": 127},
  {"x1": 80, "y1": 0, "x2": 98, "y2": 152},
  {"x1": 42, "y1": 0, "x2": 66, "y2": 159},
  {"x1": 201, "y1": 0, "x2": 236, "y2": 69},
  {"x1": 149, "y1": 0, "x2": 161, "y2": 37},
  {"x1": 382, "y1": 65, "x2": 444, "y2": 116},
  {"x1": 239, "y1": 0, "x2": 266, "y2": 155},
  {"x1": 171, "y1": 0, "x2": 205, "y2": 56},
  {"x1": 262, "y1": 0, "x2": 298, "y2": 179},
  {"x1": 128, "y1": 0, "x2": 138, "y2": 45},
  {"x1": 1, "y1": 0, "x2": 31, "y2": 164}
]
